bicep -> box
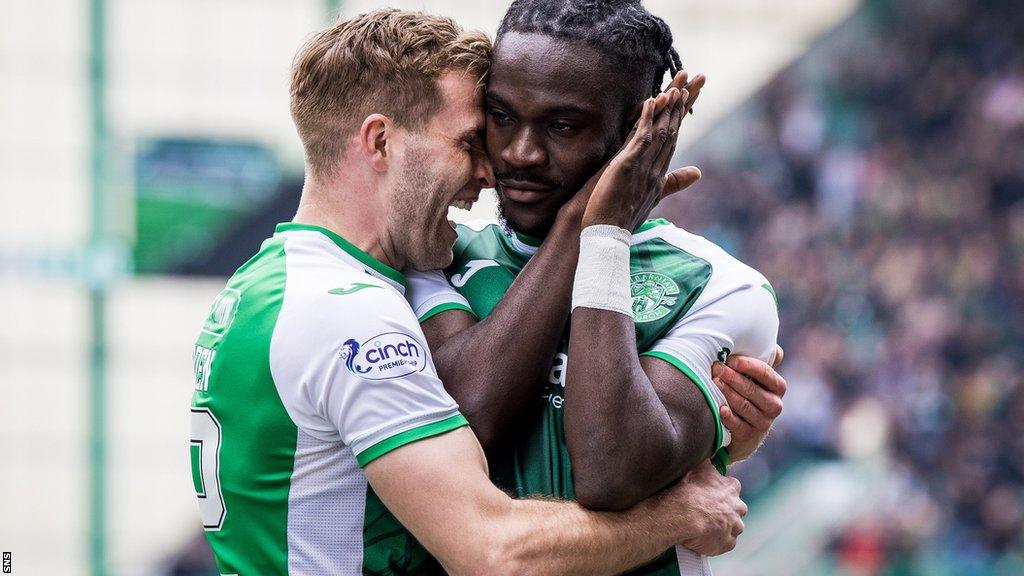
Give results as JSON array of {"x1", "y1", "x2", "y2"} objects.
[
  {"x1": 405, "y1": 269, "x2": 479, "y2": 350},
  {"x1": 421, "y1": 309, "x2": 477, "y2": 351},
  {"x1": 569, "y1": 355, "x2": 717, "y2": 511},
  {"x1": 640, "y1": 283, "x2": 779, "y2": 459},
  {"x1": 640, "y1": 355, "x2": 717, "y2": 461}
]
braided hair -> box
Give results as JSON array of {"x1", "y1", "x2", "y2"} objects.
[{"x1": 496, "y1": 0, "x2": 682, "y2": 100}]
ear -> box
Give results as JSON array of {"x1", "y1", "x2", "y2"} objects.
[{"x1": 358, "y1": 113, "x2": 394, "y2": 173}]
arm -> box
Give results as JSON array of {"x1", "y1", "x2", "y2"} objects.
[
  {"x1": 364, "y1": 425, "x2": 746, "y2": 576},
  {"x1": 288, "y1": 279, "x2": 745, "y2": 572},
  {"x1": 562, "y1": 77, "x2": 781, "y2": 507},
  {"x1": 419, "y1": 201, "x2": 585, "y2": 449},
  {"x1": 418, "y1": 73, "x2": 704, "y2": 450},
  {"x1": 566, "y1": 311, "x2": 717, "y2": 510},
  {"x1": 549, "y1": 83, "x2": 713, "y2": 509},
  {"x1": 564, "y1": 326, "x2": 786, "y2": 507},
  {"x1": 567, "y1": 282, "x2": 781, "y2": 510}
]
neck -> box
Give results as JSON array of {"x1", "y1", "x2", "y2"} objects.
[
  {"x1": 501, "y1": 213, "x2": 556, "y2": 243},
  {"x1": 292, "y1": 173, "x2": 402, "y2": 269}
]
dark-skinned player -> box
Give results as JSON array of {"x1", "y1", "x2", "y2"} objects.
[{"x1": 405, "y1": 2, "x2": 787, "y2": 574}]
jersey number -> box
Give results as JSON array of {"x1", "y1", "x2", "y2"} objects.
[{"x1": 190, "y1": 408, "x2": 227, "y2": 530}]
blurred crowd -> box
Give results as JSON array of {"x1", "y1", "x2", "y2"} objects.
[{"x1": 656, "y1": 0, "x2": 1024, "y2": 573}]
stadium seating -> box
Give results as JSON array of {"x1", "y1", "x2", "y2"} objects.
[{"x1": 657, "y1": 0, "x2": 1024, "y2": 573}]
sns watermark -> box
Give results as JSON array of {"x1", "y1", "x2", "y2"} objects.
[{"x1": 3, "y1": 551, "x2": 10, "y2": 574}]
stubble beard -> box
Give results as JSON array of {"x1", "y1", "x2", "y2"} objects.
[
  {"x1": 495, "y1": 191, "x2": 561, "y2": 241},
  {"x1": 390, "y1": 146, "x2": 451, "y2": 271},
  {"x1": 496, "y1": 193, "x2": 520, "y2": 239}
]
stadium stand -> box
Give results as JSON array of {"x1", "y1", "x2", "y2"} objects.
[{"x1": 657, "y1": 0, "x2": 1024, "y2": 573}]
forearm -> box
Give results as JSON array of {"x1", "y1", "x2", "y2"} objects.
[
  {"x1": 564, "y1": 223, "x2": 715, "y2": 509},
  {"x1": 431, "y1": 207, "x2": 583, "y2": 448},
  {"x1": 484, "y1": 493, "x2": 681, "y2": 576},
  {"x1": 371, "y1": 428, "x2": 685, "y2": 576},
  {"x1": 565, "y1": 310, "x2": 711, "y2": 508},
  {"x1": 369, "y1": 427, "x2": 742, "y2": 576}
]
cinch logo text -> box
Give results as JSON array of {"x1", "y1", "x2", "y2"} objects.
[{"x1": 340, "y1": 332, "x2": 426, "y2": 380}]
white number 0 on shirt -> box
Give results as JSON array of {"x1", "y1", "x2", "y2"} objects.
[{"x1": 190, "y1": 407, "x2": 227, "y2": 530}]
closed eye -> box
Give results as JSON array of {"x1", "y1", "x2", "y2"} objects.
[
  {"x1": 463, "y1": 139, "x2": 486, "y2": 154},
  {"x1": 549, "y1": 121, "x2": 576, "y2": 134},
  {"x1": 489, "y1": 108, "x2": 513, "y2": 126}
]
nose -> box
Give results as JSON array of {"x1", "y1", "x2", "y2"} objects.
[
  {"x1": 501, "y1": 125, "x2": 548, "y2": 170},
  {"x1": 474, "y1": 148, "x2": 496, "y2": 190}
]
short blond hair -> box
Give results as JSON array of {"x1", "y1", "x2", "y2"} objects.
[{"x1": 290, "y1": 9, "x2": 492, "y2": 177}]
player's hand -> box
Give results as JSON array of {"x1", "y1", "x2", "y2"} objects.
[
  {"x1": 579, "y1": 72, "x2": 703, "y2": 231},
  {"x1": 558, "y1": 71, "x2": 704, "y2": 226},
  {"x1": 657, "y1": 460, "x2": 746, "y2": 556},
  {"x1": 713, "y1": 354, "x2": 787, "y2": 462}
]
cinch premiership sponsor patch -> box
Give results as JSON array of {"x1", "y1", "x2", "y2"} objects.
[{"x1": 340, "y1": 332, "x2": 427, "y2": 380}]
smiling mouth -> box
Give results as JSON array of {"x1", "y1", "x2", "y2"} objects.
[{"x1": 446, "y1": 195, "x2": 479, "y2": 230}]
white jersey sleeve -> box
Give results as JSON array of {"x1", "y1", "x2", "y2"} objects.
[
  {"x1": 643, "y1": 280, "x2": 779, "y2": 451},
  {"x1": 406, "y1": 269, "x2": 475, "y2": 322},
  {"x1": 270, "y1": 272, "x2": 467, "y2": 467}
]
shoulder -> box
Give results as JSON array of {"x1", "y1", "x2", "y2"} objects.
[
  {"x1": 452, "y1": 219, "x2": 506, "y2": 257},
  {"x1": 406, "y1": 269, "x2": 474, "y2": 321},
  {"x1": 277, "y1": 232, "x2": 408, "y2": 312},
  {"x1": 640, "y1": 223, "x2": 779, "y2": 372},
  {"x1": 272, "y1": 241, "x2": 421, "y2": 356},
  {"x1": 633, "y1": 221, "x2": 770, "y2": 290},
  {"x1": 635, "y1": 221, "x2": 778, "y2": 339},
  {"x1": 269, "y1": 256, "x2": 434, "y2": 419},
  {"x1": 454, "y1": 219, "x2": 503, "y2": 243},
  {"x1": 285, "y1": 265, "x2": 397, "y2": 317}
]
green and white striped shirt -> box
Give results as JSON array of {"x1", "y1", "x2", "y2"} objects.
[{"x1": 190, "y1": 223, "x2": 465, "y2": 575}]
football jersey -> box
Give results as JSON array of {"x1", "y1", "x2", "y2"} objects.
[
  {"x1": 406, "y1": 218, "x2": 779, "y2": 576},
  {"x1": 189, "y1": 223, "x2": 464, "y2": 575}
]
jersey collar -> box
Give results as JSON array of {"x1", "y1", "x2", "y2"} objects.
[
  {"x1": 274, "y1": 223, "x2": 407, "y2": 289},
  {"x1": 508, "y1": 230, "x2": 541, "y2": 256}
]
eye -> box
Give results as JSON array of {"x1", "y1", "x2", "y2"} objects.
[
  {"x1": 459, "y1": 140, "x2": 485, "y2": 159},
  {"x1": 489, "y1": 108, "x2": 513, "y2": 126},
  {"x1": 549, "y1": 121, "x2": 576, "y2": 135}
]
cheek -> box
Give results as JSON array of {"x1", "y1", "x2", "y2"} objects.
[
  {"x1": 485, "y1": 128, "x2": 510, "y2": 163},
  {"x1": 550, "y1": 142, "x2": 609, "y2": 188},
  {"x1": 450, "y1": 150, "x2": 476, "y2": 184}
]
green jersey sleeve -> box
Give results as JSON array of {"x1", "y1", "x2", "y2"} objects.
[{"x1": 642, "y1": 279, "x2": 779, "y2": 470}]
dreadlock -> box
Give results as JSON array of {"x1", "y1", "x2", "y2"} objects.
[{"x1": 496, "y1": 0, "x2": 682, "y2": 99}]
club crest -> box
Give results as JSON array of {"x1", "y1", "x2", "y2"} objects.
[{"x1": 630, "y1": 272, "x2": 679, "y2": 323}]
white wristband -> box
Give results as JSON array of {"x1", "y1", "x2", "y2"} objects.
[{"x1": 571, "y1": 225, "x2": 633, "y2": 317}]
